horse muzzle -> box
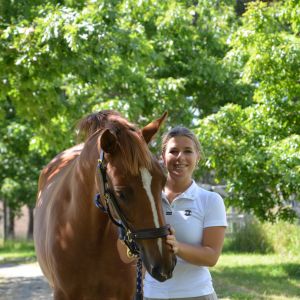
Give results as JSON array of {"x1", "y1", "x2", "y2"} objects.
[
  {"x1": 148, "y1": 255, "x2": 177, "y2": 282},
  {"x1": 140, "y1": 246, "x2": 177, "y2": 282}
]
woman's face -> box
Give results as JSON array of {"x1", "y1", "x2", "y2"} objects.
[{"x1": 162, "y1": 136, "x2": 199, "y2": 182}]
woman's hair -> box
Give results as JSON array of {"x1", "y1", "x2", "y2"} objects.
[{"x1": 161, "y1": 126, "x2": 204, "y2": 159}]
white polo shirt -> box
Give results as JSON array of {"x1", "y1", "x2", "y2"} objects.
[{"x1": 143, "y1": 181, "x2": 227, "y2": 298}]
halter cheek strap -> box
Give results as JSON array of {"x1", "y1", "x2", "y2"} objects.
[
  {"x1": 94, "y1": 150, "x2": 171, "y2": 253},
  {"x1": 94, "y1": 150, "x2": 171, "y2": 300}
]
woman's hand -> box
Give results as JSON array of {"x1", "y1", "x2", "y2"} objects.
[
  {"x1": 166, "y1": 227, "x2": 180, "y2": 254},
  {"x1": 165, "y1": 226, "x2": 226, "y2": 267}
]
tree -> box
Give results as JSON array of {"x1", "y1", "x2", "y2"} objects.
[
  {"x1": 1, "y1": 0, "x2": 244, "y2": 236},
  {"x1": 0, "y1": 99, "x2": 47, "y2": 239},
  {"x1": 197, "y1": 0, "x2": 300, "y2": 222},
  {"x1": 0, "y1": 0, "x2": 243, "y2": 149},
  {"x1": 1, "y1": 0, "x2": 298, "y2": 227}
]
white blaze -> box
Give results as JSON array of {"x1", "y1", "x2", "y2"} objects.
[{"x1": 140, "y1": 167, "x2": 163, "y2": 255}]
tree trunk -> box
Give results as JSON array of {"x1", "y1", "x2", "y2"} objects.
[
  {"x1": 1, "y1": 200, "x2": 6, "y2": 241},
  {"x1": 3, "y1": 200, "x2": 8, "y2": 241},
  {"x1": 27, "y1": 206, "x2": 34, "y2": 240},
  {"x1": 7, "y1": 207, "x2": 15, "y2": 239}
]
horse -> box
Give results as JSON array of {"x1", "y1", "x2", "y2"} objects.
[{"x1": 33, "y1": 110, "x2": 176, "y2": 300}]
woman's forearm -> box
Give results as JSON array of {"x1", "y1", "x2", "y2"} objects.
[
  {"x1": 176, "y1": 242, "x2": 220, "y2": 267},
  {"x1": 166, "y1": 226, "x2": 226, "y2": 267}
]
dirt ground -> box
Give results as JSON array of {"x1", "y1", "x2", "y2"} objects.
[{"x1": 0, "y1": 262, "x2": 53, "y2": 300}]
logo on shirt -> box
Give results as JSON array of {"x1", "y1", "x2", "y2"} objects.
[
  {"x1": 166, "y1": 211, "x2": 172, "y2": 215},
  {"x1": 184, "y1": 209, "x2": 192, "y2": 216}
]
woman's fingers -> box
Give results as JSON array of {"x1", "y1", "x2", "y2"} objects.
[
  {"x1": 169, "y1": 227, "x2": 176, "y2": 235},
  {"x1": 166, "y1": 231, "x2": 179, "y2": 254}
]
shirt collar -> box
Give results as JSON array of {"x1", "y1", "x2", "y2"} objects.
[{"x1": 162, "y1": 180, "x2": 198, "y2": 202}]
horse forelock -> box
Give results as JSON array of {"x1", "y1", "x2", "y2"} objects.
[
  {"x1": 76, "y1": 110, "x2": 121, "y2": 141},
  {"x1": 78, "y1": 110, "x2": 153, "y2": 175},
  {"x1": 117, "y1": 129, "x2": 153, "y2": 176},
  {"x1": 108, "y1": 115, "x2": 153, "y2": 175}
]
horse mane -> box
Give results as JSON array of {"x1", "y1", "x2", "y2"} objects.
[
  {"x1": 76, "y1": 110, "x2": 121, "y2": 141},
  {"x1": 77, "y1": 110, "x2": 153, "y2": 176}
]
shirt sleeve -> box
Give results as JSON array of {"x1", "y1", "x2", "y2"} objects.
[{"x1": 203, "y1": 192, "x2": 228, "y2": 228}]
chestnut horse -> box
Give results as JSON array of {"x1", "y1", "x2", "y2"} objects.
[{"x1": 34, "y1": 110, "x2": 176, "y2": 300}]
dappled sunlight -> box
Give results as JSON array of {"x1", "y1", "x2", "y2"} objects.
[
  {"x1": 44, "y1": 145, "x2": 83, "y2": 182},
  {"x1": 56, "y1": 222, "x2": 75, "y2": 251}
]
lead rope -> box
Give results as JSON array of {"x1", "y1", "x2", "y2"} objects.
[
  {"x1": 99, "y1": 196, "x2": 143, "y2": 300},
  {"x1": 119, "y1": 227, "x2": 143, "y2": 300},
  {"x1": 134, "y1": 257, "x2": 143, "y2": 300}
]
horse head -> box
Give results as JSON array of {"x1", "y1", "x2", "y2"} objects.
[{"x1": 98, "y1": 112, "x2": 176, "y2": 282}]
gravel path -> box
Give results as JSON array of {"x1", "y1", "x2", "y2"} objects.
[{"x1": 0, "y1": 262, "x2": 53, "y2": 300}]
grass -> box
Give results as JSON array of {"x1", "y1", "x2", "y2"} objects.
[
  {"x1": 0, "y1": 240, "x2": 36, "y2": 264},
  {"x1": 0, "y1": 241, "x2": 299, "y2": 299},
  {"x1": 212, "y1": 253, "x2": 300, "y2": 300}
]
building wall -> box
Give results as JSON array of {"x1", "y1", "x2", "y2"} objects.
[{"x1": 0, "y1": 202, "x2": 30, "y2": 239}]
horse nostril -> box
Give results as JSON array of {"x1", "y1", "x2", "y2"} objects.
[
  {"x1": 161, "y1": 273, "x2": 169, "y2": 281},
  {"x1": 152, "y1": 265, "x2": 159, "y2": 274},
  {"x1": 151, "y1": 265, "x2": 172, "y2": 282}
]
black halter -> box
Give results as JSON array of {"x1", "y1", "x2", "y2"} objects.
[
  {"x1": 94, "y1": 150, "x2": 171, "y2": 300},
  {"x1": 94, "y1": 150, "x2": 171, "y2": 255}
]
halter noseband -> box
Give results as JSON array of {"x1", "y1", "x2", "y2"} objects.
[{"x1": 94, "y1": 150, "x2": 171, "y2": 256}]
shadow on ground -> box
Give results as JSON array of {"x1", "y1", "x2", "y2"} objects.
[{"x1": 0, "y1": 276, "x2": 53, "y2": 300}]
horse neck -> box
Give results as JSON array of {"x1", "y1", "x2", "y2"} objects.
[
  {"x1": 81, "y1": 129, "x2": 101, "y2": 162},
  {"x1": 75, "y1": 134, "x2": 101, "y2": 200},
  {"x1": 72, "y1": 134, "x2": 112, "y2": 230}
]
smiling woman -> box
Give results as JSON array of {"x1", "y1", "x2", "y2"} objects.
[{"x1": 144, "y1": 126, "x2": 227, "y2": 300}]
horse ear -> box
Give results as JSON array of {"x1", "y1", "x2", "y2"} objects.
[
  {"x1": 141, "y1": 111, "x2": 168, "y2": 144},
  {"x1": 100, "y1": 129, "x2": 118, "y2": 154}
]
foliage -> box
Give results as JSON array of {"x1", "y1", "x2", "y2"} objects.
[
  {"x1": 0, "y1": 100, "x2": 48, "y2": 214},
  {"x1": 0, "y1": 100, "x2": 44, "y2": 212},
  {"x1": 225, "y1": 217, "x2": 300, "y2": 255},
  {"x1": 263, "y1": 221, "x2": 300, "y2": 256},
  {"x1": 0, "y1": 0, "x2": 242, "y2": 150},
  {"x1": 197, "y1": 0, "x2": 300, "y2": 221},
  {"x1": 0, "y1": 0, "x2": 299, "y2": 223},
  {"x1": 0, "y1": 0, "x2": 242, "y2": 216},
  {"x1": 225, "y1": 218, "x2": 274, "y2": 254}
]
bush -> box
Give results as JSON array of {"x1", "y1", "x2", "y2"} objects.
[
  {"x1": 225, "y1": 218, "x2": 274, "y2": 254},
  {"x1": 263, "y1": 221, "x2": 300, "y2": 256},
  {"x1": 225, "y1": 217, "x2": 300, "y2": 255}
]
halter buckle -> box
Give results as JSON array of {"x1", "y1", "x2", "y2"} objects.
[
  {"x1": 127, "y1": 247, "x2": 138, "y2": 258},
  {"x1": 126, "y1": 229, "x2": 133, "y2": 243}
]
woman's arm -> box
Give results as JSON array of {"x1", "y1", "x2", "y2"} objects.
[{"x1": 166, "y1": 226, "x2": 226, "y2": 267}]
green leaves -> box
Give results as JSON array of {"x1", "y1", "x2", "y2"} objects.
[
  {"x1": 0, "y1": 111, "x2": 46, "y2": 212},
  {"x1": 1, "y1": 1, "x2": 239, "y2": 154},
  {"x1": 196, "y1": 1, "x2": 300, "y2": 222},
  {"x1": 0, "y1": 0, "x2": 298, "y2": 221},
  {"x1": 197, "y1": 1, "x2": 300, "y2": 221},
  {"x1": 198, "y1": 102, "x2": 299, "y2": 222}
]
